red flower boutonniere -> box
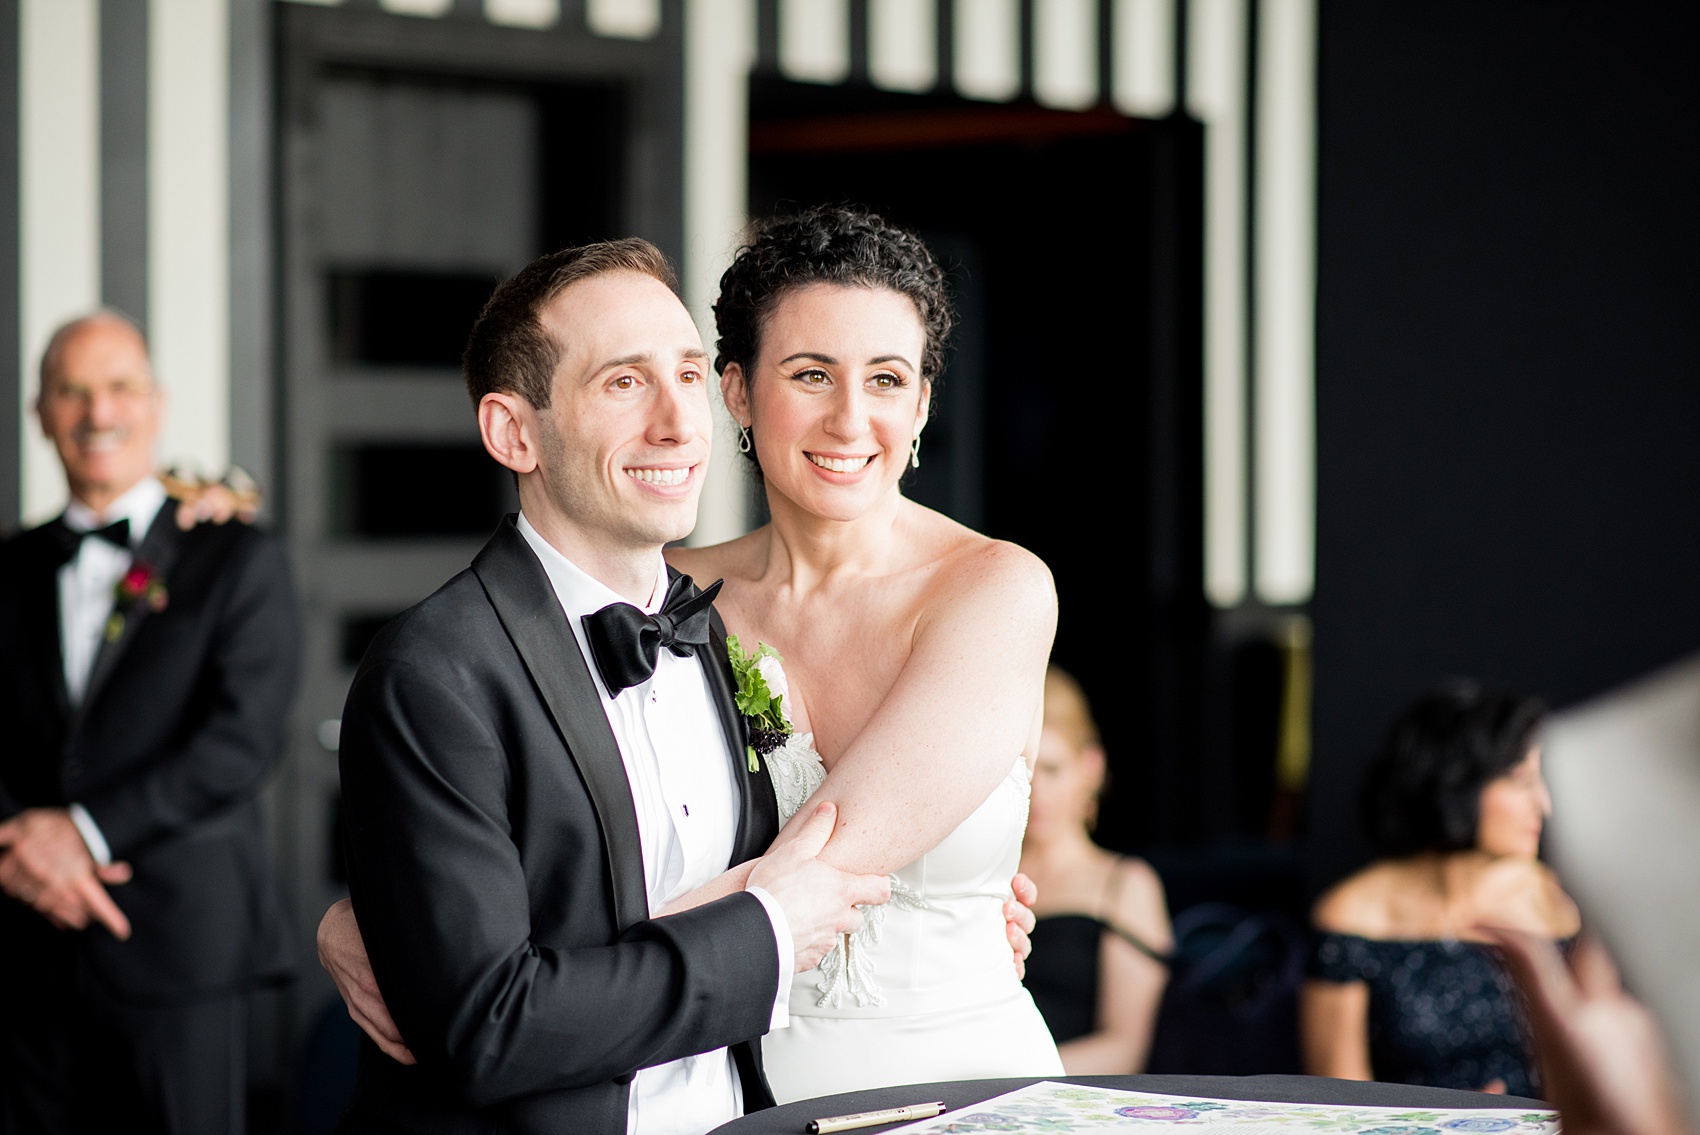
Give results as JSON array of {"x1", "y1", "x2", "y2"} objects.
[{"x1": 106, "y1": 562, "x2": 168, "y2": 641}]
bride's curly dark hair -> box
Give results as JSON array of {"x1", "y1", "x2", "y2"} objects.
[{"x1": 713, "y1": 204, "x2": 954, "y2": 394}]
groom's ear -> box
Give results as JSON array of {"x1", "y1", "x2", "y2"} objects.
[{"x1": 478, "y1": 391, "x2": 540, "y2": 476}]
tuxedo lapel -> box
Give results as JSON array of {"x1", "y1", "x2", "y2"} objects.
[
  {"x1": 471, "y1": 518, "x2": 649, "y2": 931},
  {"x1": 701, "y1": 608, "x2": 779, "y2": 863},
  {"x1": 79, "y1": 502, "x2": 181, "y2": 716},
  {"x1": 22, "y1": 526, "x2": 72, "y2": 726}
]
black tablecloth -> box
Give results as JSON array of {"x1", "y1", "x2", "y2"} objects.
[{"x1": 713, "y1": 1074, "x2": 1547, "y2": 1134}]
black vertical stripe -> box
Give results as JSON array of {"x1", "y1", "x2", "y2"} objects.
[
  {"x1": 756, "y1": 0, "x2": 780, "y2": 72},
  {"x1": 0, "y1": 0, "x2": 18, "y2": 534},
  {"x1": 1097, "y1": 0, "x2": 1114, "y2": 106},
  {"x1": 847, "y1": 0, "x2": 869, "y2": 83},
  {"x1": 1018, "y1": 0, "x2": 1035, "y2": 98},
  {"x1": 100, "y1": 0, "x2": 148, "y2": 329},
  {"x1": 935, "y1": 0, "x2": 954, "y2": 92}
]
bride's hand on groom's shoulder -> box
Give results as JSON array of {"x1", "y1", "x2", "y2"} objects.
[
  {"x1": 748, "y1": 802, "x2": 891, "y2": 971},
  {"x1": 317, "y1": 898, "x2": 416, "y2": 1065}
]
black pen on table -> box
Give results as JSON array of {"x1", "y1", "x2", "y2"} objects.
[{"x1": 804, "y1": 1100, "x2": 947, "y2": 1133}]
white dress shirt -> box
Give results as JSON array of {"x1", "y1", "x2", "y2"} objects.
[
  {"x1": 56, "y1": 476, "x2": 170, "y2": 865},
  {"x1": 516, "y1": 514, "x2": 792, "y2": 1135}
]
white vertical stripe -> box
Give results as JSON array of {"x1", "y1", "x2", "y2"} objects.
[
  {"x1": 19, "y1": 0, "x2": 100, "y2": 525},
  {"x1": 953, "y1": 0, "x2": 1021, "y2": 102},
  {"x1": 779, "y1": 0, "x2": 850, "y2": 85},
  {"x1": 587, "y1": 0, "x2": 661, "y2": 39},
  {"x1": 1254, "y1": 0, "x2": 1316, "y2": 604},
  {"x1": 1187, "y1": 0, "x2": 1247, "y2": 608},
  {"x1": 684, "y1": 0, "x2": 755, "y2": 546},
  {"x1": 488, "y1": 0, "x2": 561, "y2": 31},
  {"x1": 1112, "y1": 0, "x2": 1174, "y2": 118},
  {"x1": 869, "y1": 0, "x2": 937, "y2": 93},
  {"x1": 150, "y1": 0, "x2": 229, "y2": 481},
  {"x1": 378, "y1": 0, "x2": 454, "y2": 16},
  {"x1": 1033, "y1": 0, "x2": 1097, "y2": 110}
]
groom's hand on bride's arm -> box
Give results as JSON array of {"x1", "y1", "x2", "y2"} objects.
[
  {"x1": 748, "y1": 802, "x2": 891, "y2": 971},
  {"x1": 317, "y1": 897, "x2": 416, "y2": 1065},
  {"x1": 1007, "y1": 872, "x2": 1038, "y2": 979}
]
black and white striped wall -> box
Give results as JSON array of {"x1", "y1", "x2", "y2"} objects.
[{"x1": 1, "y1": 0, "x2": 1313, "y2": 608}]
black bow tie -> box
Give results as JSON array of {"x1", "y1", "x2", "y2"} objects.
[
  {"x1": 48, "y1": 518, "x2": 131, "y2": 566},
  {"x1": 582, "y1": 574, "x2": 724, "y2": 696}
]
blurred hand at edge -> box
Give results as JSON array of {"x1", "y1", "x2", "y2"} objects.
[
  {"x1": 319, "y1": 898, "x2": 416, "y2": 1065},
  {"x1": 1485, "y1": 925, "x2": 1693, "y2": 1135}
]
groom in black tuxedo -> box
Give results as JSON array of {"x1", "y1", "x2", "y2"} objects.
[
  {"x1": 331, "y1": 239, "x2": 887, "y2": 1135},
  {"x1": 0, "y1": 312, "x2": 300, "y2": 1133}
]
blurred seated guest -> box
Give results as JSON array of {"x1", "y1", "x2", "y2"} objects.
[
  {"x1": 1020, "y1": 666, "x2": 1172, "y2": 1073},
  {"x1": 1302, "y1": 682, "x2": 1579, "y2": 1095}
]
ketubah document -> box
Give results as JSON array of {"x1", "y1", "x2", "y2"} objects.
[{"x1": 887, "y1": 1084, "x2": 1559, "y2": 1135}]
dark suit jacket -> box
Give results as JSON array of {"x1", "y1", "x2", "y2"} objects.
[
  {"x1": 337, "y1": 517, "x2": 783, "y2": 1135},
  {"x1": 0, "y1": 501, "x2": 301, "y2": 1003}
]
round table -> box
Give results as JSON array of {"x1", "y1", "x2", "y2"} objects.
[{"x1": 713, "y1": 1074, "x2": 1547, "y2": 1134}]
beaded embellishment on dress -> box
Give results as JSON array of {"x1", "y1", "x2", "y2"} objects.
[
  {"x1": 765, "y1": 731, "x2": 827, "y2": 821},
  {"x1": 813, "y1": 877, "x2": 929, "y2": 1008}
]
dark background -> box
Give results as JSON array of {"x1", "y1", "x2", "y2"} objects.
[{"x1": 1307, "y1": 1, "x2": 1700, "y2": 891}]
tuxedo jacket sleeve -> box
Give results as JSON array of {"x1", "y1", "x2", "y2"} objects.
[{"x1": 338, "y1": 545, "x2": 780, "y2": 1120}]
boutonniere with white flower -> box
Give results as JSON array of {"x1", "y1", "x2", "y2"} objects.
[
  {"x1": 728, "y1": 635, "x2": 792, "y2": 773},
  {"x1": 106, "y1": 561, "x2": 168, "y2": 641}
]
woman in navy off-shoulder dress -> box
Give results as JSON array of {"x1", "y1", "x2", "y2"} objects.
[{"x1": 1301, "y1": 683, "x2": 1579, "y2": 1096}]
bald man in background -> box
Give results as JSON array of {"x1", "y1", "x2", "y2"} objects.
[{"x1": 0, "y1": 312, "x2": 301, "y2": 1134}]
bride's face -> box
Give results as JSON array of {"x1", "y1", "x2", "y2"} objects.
[{"x1": 725, "y1": 283, "x2": 930, "y2": 523}]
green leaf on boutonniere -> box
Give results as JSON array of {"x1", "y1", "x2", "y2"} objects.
[{"x1": 728, "y1": 635, "x2": 793, "y2": 773}]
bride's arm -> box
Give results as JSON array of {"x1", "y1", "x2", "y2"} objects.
[
  {"x1": 651, "y1": 860, "x2": 756, "y2": 917},
  {"x1": 791, "y1": 542, "x2": 1056, "y2": 876}
]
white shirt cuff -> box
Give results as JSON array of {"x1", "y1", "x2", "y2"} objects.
[
  {"x1": 745, "y1": 885, "x2": 794, "y2": 1031},
  {"x1": 68, "y1": 803, "x2": 112, "y2": 866}
]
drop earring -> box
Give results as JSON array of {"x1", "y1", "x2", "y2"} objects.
[
  {"x1": 910, "y1": 435, "x2": 922, "y2": 469},
  {"x1": 738, "y1": 424, "x2": 752, "y2": 454}
]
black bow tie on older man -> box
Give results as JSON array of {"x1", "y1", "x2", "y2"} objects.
[
  {"x1": 47, "y1": 518, "x2": 131, "y2": 566},
  {"x1": 582, "y1": 574, "x2": 724, "y2": 696}
]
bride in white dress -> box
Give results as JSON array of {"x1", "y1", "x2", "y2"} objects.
[{"x1": 663, "y1": 204, "x2": 1063, "y2": 1101}]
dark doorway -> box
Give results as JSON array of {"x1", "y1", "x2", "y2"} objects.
[{"x1": 748, "y1": 76, "x2": 1206, "y2": 852}]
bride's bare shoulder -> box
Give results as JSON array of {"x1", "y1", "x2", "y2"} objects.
[{"x1": 909, "y1": 506, "x2": 1055, "y2": 625}]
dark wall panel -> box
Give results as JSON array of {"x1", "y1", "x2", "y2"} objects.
[{"x1": 1310, "y1": 2, "x2": 1700, "y2": 888}]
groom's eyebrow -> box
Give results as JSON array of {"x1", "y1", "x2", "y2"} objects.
[{"x1": 591, "y1": 347, "x2": 708, "y2": 375}]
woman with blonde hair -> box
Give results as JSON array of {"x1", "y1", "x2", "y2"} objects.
[{"x1": 1018, "y1": 666, "x2": 1172, "y2": 1073}]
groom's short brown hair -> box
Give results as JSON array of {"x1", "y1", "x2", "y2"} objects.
[{"x1": 463, "y1": 238, "x2": 678, "y2": 412}]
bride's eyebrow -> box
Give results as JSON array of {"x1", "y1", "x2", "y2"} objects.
[
  {"x1": 777, "y1": 352, "x2": 836, "y2": 367},
  {"x1": 867, "y1": 354, "x2": 914, "y2": 368}
]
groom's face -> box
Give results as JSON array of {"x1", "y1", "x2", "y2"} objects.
[{"x1": 530, "y1": 270, "x2": 713, "y2": 551}]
